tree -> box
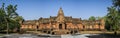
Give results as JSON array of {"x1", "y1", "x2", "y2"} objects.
[
  {"x1": 105, "y1": 6, "x2": 120, "y2": 31},
  {"x1": 0, "y1": 3, "x2": 23, "y2": 34},
  {"x1": 96, "y1": 16, "x2": 102, "y2": 20},
  {"x1": 0, "y1": 3, "x2": 6, "y2": 31},
  {"x1": 104, "y1": 0, "x2": 120, "y2": 35},
  {"x1": 89, "y1": 16, "x2": 96, "y2": 21},
  {"x1": 113, "y1": 0, "x2": 120, "y2": 9}
]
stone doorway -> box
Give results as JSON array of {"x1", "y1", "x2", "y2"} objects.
[
  {"x1": 37, "y1": 26, "x2": 39, "y2": 29},
  {"x1": 59, "y1": 24, "x2": 62, "y2": 29}
]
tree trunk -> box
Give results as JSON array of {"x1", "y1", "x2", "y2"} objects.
[
  {"x1": 114, "y1": 31, "x2": 117, "y2": 35},
  {"x1": 4, "y1": 17, "x2": 9, "y2": 34}
]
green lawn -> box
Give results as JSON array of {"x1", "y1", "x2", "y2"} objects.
[
  {"x1": 0, "y1": 34, "x2": 5, "y2": 36},
  {"x1": 79, "y1": 31, "x2": 120, "y2": 34}
]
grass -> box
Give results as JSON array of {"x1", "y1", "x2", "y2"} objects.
[
  {"x1": 79, "y1": 31, "x2": 120, "y2": 34},
  {"x1": 0, "y1": 34, "x2": 5, "y2": 36}
]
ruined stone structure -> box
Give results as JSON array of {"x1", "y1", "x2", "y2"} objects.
[{"x1": 21, "y1": 8, "x2": 105, "y2": 35}]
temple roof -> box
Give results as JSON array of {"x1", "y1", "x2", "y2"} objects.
[
  {"x1": 22, "y1": 20, "x2": 37, "y2": 25},
  {"x1": 57, "y1": 7, "x2": 64, "y2": 16},
  {"x1": 56, "y1": 7, "x2": 65, "y2": 23}
]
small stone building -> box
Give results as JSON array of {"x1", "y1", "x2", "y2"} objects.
[{"x1": 20, "y1": 8, "x2": 105, "y2": 34}]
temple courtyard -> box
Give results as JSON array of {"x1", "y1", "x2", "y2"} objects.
[
  {"x1": 0, "y1": 31, "x2": 120, "y2": 38},
  {"x1": 0, "y1": 34, "x2": 120, "y2": 38}
]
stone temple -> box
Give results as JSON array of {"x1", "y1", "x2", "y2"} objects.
[{"x1": 20, "y1": 8, "x2": 105, "y2": 35}]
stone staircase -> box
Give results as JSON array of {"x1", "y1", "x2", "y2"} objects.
[{"x1": 52, "y1": 30, "x2": 70, "y2": 35}]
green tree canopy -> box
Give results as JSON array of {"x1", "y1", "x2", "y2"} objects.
[
  {"x1": 89, "y1": 16, "x2": 96, "y2": 21},
  {"x1": 105, "y1": 6, "x2": 120, "y2": 31},
  {"x1": 0, "y1": 3, "x2": 23, "y2": 33},
  {"x1": 113, "y1": 0, "x2": 120, "y2": 8}
]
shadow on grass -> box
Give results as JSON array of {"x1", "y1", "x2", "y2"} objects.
[{"x1": 0, "y1": 31, "x2": 17, "y2": 34}]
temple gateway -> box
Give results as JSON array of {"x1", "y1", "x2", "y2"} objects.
[{"x1": 20, "y1": 8, "x2": 105, "y2": 35}]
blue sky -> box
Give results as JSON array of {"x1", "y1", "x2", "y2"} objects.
[{"x1": 0, "y1": 0, "x2": 112, "y2": 20}]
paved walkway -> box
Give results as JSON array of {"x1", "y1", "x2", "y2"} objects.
[
  {"x1": 61, "y1": 34, "x2": 99, "y2": 38},
  {"x1": 0, "y1": 34, "x2": 97, "y2": 38},
  {"x1": 1, "y1": 34, "x2": 61, "y2": 38},
  {"x1": 1, "y1": 34, "x2": 120, "y2": 38}
]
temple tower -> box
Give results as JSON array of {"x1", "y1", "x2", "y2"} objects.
[
  {"x1": 56, "y1": 7, "x2": 65, "y2": 23},
  {"x1": 56, "y1": 7, "x2": 66, "y2": 30}
]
